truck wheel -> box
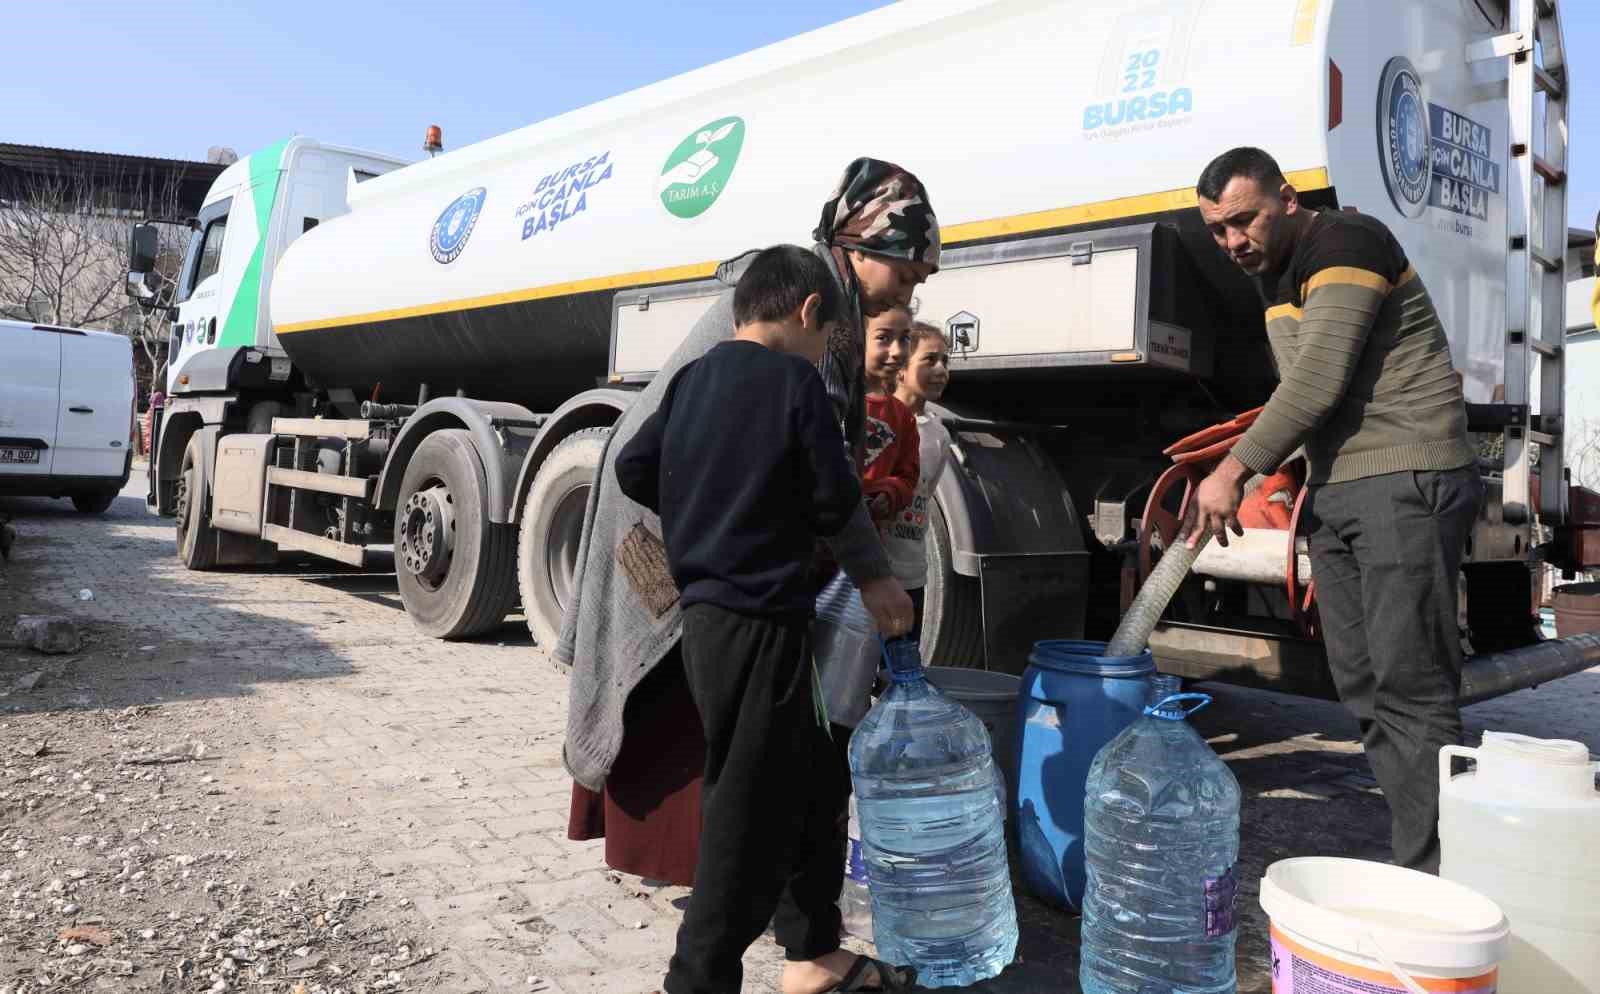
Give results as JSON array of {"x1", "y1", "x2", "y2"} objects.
[
  {"x1": 922, "y1": 496, "x2": 985, "y2": 667},
  {"x1": 518, "y1": 428, "x2": 608, "y2": 648},
  {"x1": 394, "y1": 429, "x2": 517, "y2": 640},
  {"x1": 175, "y1": 435, "x2": 217, "y2": 570},
  {"x1": 71, "y1": 493, "x2": 117, "y2": 514}
]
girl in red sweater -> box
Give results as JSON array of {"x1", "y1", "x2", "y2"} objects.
[{"x1": 862, "y1": 304, "x2": 921, "y2": 526}]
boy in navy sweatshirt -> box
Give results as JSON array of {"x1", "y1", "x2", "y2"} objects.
[{"x1": 616, "y1": 245, "x2": 912, "y2": 994}]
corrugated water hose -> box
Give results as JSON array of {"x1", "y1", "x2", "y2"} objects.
[{"x1": 1105, "y1": 474, "x2": 1265, "y2": 658}]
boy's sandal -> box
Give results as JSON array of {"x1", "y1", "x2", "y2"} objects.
[{"x1": 829, "y1": 955, "x2": 916, "y2": 993}]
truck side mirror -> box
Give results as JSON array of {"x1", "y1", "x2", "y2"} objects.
[
  {"x1": 125, "y1": 223, "x2": 173, "y2": 312},
  {"x1": 128, "y1": 223, "x2": 159, "y2": 275}
]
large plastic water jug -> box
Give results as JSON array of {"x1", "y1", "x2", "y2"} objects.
[
  {"x1": 849, "y1": 638, "x2": 1018, "y2": 988},
  {"x1": 1014, "y1": 640, "x2": 1154, "y2": 909},
  {"x1": 1080, "y1": 675, "x2": 1240, "y2": 994},
  {"x1": 1441, "y1": 732, "x2": 1600, "y2": 993}
]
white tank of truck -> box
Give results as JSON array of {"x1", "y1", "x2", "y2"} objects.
[{"x1": 269, "y1": 0, "x2": 1517, "y2": 407}]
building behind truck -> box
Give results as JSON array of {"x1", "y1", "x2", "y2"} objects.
[{"x1": 128, "y1": 0, "x2": 1600, "y2": 698}]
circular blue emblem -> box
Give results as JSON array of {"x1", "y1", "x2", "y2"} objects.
[
  {"x1": 430, "y1": 187, "x2": 486, "y2": 264},
  {"x1": 1377, "y1": 58, "x2": 1431, "y2": 218}
]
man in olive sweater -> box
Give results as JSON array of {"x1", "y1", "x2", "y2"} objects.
[{"x1": 1189, "y1": 147, "x2": 1481, "y2": 873}]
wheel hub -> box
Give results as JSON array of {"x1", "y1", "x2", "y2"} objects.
[{"x1": 399, "y1": 485, "x2": 454, "y2": 583}]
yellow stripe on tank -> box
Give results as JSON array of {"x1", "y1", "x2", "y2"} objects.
[
  {"x1": 937, "y1": 168, "x2": 1331, "y2": 244},
  {"x1": 274, "y1": 260, "x2": 722, "y2": 335},
  {"x1": 276, "y1": 168, "x2": 1333, "y2": 336},
  {"x1": 1265, "y1": 303, "x2": 1305, "y2": 323},
  {"x1": 1290, "y1": 0, "x2": 1320, "y2": 46}
]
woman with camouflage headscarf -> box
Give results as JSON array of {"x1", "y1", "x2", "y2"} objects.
[{"x1": 559, "y1": 159, "x2": 938, "y2": 994}]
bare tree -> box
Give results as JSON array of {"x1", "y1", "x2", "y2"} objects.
[
  {"x1": 1567, "y1": 413, "x2": 1600, "y2": 494},
  {"x1": 0, "y1": 165, "x2": 189, "y2": 384}
]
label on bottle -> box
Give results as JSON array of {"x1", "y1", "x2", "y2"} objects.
[
  {"x1": 1203, "y1": 864, "x2": 1239, "y2": 938},
  {"x1": 845, "y1": 838, "x2": 868, "y2": 882},
  {"x1": 1269, "y1": 925, "x2": 1497, "y2": 993}
]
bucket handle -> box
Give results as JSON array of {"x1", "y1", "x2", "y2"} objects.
[
  {"x1": 1363, "y1": 931, "x2": 1430, "y2": 994},
  {"x1": 1440, "y1": 741, "x2": 1600, "y2": 787},
  {"x1": 1439, "y1": 743, "x2": 1477, "y2": 787}
]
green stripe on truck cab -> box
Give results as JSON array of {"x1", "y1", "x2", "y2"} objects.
[{"x1": 219, "y1": 138, "x2": 290, "y2": 349}]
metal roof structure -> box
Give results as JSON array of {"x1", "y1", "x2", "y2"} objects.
[{"x1": 0, "y1": 142, "x2": 226, "y2": 216}]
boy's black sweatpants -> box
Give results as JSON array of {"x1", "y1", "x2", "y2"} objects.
[{"x1": 663, "y1": 603, "x2": 848, "y2": 994}]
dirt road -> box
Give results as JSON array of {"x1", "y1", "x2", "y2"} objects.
[{"x1": 3, "y1": 477, "x2": 1596, "y2": 993}]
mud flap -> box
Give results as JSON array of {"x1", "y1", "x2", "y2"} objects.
[{"x1": 978, "y1": 552, "x2": 1091, "y2": 674}]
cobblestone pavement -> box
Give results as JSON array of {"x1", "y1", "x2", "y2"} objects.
[{"x1": 3, "y1": 475, "x2": 1598, "y2": 994}]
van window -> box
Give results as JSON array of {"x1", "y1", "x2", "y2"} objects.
[{"x1": 194, "y1": 217, "x2": 228, "y2": 286}]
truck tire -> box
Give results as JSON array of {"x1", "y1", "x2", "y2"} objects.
[
  {"x1": 922, "y1": 496, "x2": 986, "y2": 667},
  {"x1": 71, "y1": 492, "x2": 117, "y2": 514},
  {"x1": 518, "y1": 428, "x2": 608, "y2": 648},
  {"x1": 394, "y1": 429, "x2": 518, "y2": 639},
  {"x1": 175, "y1": 435, "x2": 218, "y2": 571}
]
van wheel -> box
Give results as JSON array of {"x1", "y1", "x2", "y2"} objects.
[
  {"x1": 518, "y1": 428, "x2": 608, "y2": 649},
  {"x1": 394, "y1": 429, "x2": 517, "y2": 640},
  {"x1": 922, "y1": 496, "x2": 986, "y2": 667},
  {"x1": 71, "y1": 493, "x2": 116, "y2": 514},
  {"x1": 175, "y1": 436, "x2": 217, "y2": 570}
]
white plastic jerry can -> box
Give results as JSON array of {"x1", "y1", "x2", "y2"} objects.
[{"x1": 1440, "y1": 732, "x2": 1600, "y2": 994}]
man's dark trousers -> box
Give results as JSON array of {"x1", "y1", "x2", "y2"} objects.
[
  {"x1": 1304, "y1": 466, "x2": 1482, "y2": 873},
  {"x1": 664, "y1": 603, "x2": 847, "y2": 994}
]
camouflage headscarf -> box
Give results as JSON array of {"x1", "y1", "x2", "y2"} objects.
[{"x1": 812, "y1": 158, "x2": 940, "y2": 271}]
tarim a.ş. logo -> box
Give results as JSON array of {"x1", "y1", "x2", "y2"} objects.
[
  {"x1": 659, "y1": 117, "x2": 745, "y2": 220},
  {"x1": 1378, "y1": 58, "x2": 1432, "y2": 218},
  {"x1": 430, "y1": 187, "x2": 487, "y2": 264}
]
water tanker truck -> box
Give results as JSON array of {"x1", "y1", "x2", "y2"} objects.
[{"x1": 128, "y1": 0, "x2": 1600, "y2": 697}]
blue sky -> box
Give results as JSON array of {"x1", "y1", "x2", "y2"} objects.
[{"x1": 3, "y1": 0, "x2": 1596, "y2": 235}]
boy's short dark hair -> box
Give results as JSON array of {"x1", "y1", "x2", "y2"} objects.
[
  {"x1": 733, "y1": 245, "x2": 845, "y2": 329},
  {"x1": 906, "y1": 320, "x2": 949, "y2": 352},
  {"x1": 1196, "y1": 147, "x2": 1287, "y2": 203}
]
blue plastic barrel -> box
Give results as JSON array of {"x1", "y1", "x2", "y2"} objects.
[{"x1": 1014, "y1": 640, "x2": 1155, "y2": 910}]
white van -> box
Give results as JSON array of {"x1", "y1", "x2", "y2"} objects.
[{"x1": 0, "y1": 320, "x2": 135, "y2": 513}]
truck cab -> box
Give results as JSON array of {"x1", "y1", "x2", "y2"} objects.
[
  {"x1": 156, "y1": 139, "x2": 408, "y2": 397},
  {"x1": 129, "y1": 139, "x2": 408, "y2": 524}
]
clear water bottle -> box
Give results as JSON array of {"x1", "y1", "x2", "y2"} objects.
[
  {"x1": 839, "y1": 793, "x2": 874, "y2": 942},
  {"x1": 848, "y1": 638, "x2": 1018, "y2": 988},
  {"x1": 1080, "y1": 674, "x2": 1240, "y2": 994}
]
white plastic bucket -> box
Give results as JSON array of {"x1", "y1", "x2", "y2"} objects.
[{"x1": 1259, "y1": 857, "x2": 1508, "y2": 994}]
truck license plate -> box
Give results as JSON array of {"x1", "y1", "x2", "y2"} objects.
[{"x1": 0, "y1": 447, "x2": 41, "y2": 464}]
